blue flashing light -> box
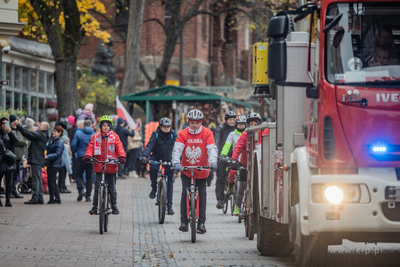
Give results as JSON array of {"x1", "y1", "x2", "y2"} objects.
[{"x1": 372, "y1": 146, "x2": 387, "y2": 153}]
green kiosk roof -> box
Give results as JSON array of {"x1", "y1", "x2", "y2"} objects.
[{"x1": 120, "y1": 85, "x2": 252, "y2": 107}]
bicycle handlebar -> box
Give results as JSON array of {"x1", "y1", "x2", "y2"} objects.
[
  {"x1": 148, "y1": 160, "x2": 172, "y2": 166},
  {"x1": 89, "y1": 158, "x2": 120, "y2": 165},
  {"x1": 170, "y1": 165, "x2": 210, "y2": 171},
  {"x1": 226, "y1": 157, "x2": 247, "y2": 170}
]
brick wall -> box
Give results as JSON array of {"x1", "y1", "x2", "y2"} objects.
[{"x1": 77, "y1": 0, "x2": 252, "y2": 91}]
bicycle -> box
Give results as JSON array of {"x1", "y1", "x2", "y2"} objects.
[
  {"x1": 225, "y1": 157, "x2": 239, "y2": 216},
  {"x1": 148, "y1": 160, "x2": 172, "y2": 224},
  {"x1": 89, "y1": 157, "x2": 119, "y2": 235},
  {"x1": 175, "y1": 165, "x2": 209, "y2": 243}
]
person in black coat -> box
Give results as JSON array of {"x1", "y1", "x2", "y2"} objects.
[
  {"x1": 15, "y1": 120, "x2": 49, "y2": 205},
  {"x1": 114, "y1": 117, "x2": 135, "y2": 178},
  {"x1": 141, "y1": 117, "x2": 177, "y2": 215},
  {"x1": 214, "y1": 111, "x2": 236, "y2": 209},
  {"x1": 0, "y1": 117, "x2": 19, "y2": 207},
  {"x1": 46, "y1": 126, "x2": 65, "y2": 204}
]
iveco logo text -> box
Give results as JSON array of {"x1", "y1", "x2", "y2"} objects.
[
  {"x1": 376, "y1": 94, "x2": 399, "y2": 102},
  {"x1": 187, "y1": 139, "x2": 203, "y2": 143}
]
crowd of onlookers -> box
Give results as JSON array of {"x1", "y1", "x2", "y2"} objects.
[{"x1": 0, "y1": 103, "x2": 144, "y2": 206}]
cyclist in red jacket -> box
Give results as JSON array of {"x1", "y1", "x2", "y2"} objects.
[
  {"x1": 171, "y1": 109, "x2": 218, "y2": 234},
  {"x1": 231, "y1": 113, "x2": 262, "y2": 215},
  {"x1": 84, "y1": 115, "x2": 126, "y2": 215}
]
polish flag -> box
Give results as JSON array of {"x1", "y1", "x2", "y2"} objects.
[{"x1": 116, "y1": 97, "x2": 136, "y2": 130}]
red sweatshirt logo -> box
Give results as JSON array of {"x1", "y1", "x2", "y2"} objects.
[{"x1": 185, "y1": 145, "x2": 202, "y2": 164}]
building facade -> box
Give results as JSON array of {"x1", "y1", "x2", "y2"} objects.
[
  {"x1": 2, "y1": 36, "x2": 56, "y2": 121},
  {"x1": 77, "y1": 0, "x2": 253, "y2": 99}
]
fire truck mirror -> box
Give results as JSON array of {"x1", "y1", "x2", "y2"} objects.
[{"x1": 333, "y1": 27, "x2": 345, "y2": 48}]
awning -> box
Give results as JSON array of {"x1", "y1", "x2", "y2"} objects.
[{"x1": 120, "y1": 85, "x2": 252, "y2": 107}]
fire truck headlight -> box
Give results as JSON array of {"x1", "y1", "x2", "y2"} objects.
[
  {"x1": 312, "y1": 184, "x2": 362, "y2": 203},
  {"x1": 324, "y1": 186, "x2": 343, "y2": 204}
]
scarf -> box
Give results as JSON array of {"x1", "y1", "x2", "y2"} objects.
[{"x1": 93, "y1": 130, "x2": 117, "y2": 159}]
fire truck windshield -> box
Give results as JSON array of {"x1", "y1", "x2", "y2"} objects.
[{"x1": 326, "y1": 2, "x2": 400, "y2": 86}]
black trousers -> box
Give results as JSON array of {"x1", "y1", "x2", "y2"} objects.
[
  {"x1": 0, "y1": 170, "x2": 13, "y2": 200},
  {"x1": 75, "y1": 157, "x2": 94, "y2": 197},
  {"x1": 215, "y1": 161, "x2": 228, "y2": 201},
  {"x1": 47, "y1": 166, "x2": 60, "y2": 201},
  {"x1": 58, "y1": 166, "x2": 67, "y2": 191},
  {"x1": 12, "y1": 160, "x2": 21, "y2": 193},
  {"x1": 93, "y1": 173, "x2": 117, "y2": 207},
  {"x1": 180, "y1": 174, "x2": 207, "y2": 224}
]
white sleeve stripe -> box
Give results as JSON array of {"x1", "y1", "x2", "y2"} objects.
[
  {"x1": 171, "y1": 142, "x2": 185, "y2": 164},
  {"x1": 206, "y1": 144, "x2": 218, "y2": 164}
]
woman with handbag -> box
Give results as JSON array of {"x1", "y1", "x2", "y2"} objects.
[
  {"x1": 0, "y1": 117, "x2": 19, "y2": 207},
  {"x1": 45, "y1": 126, "x2": 64, "y2": 204}
]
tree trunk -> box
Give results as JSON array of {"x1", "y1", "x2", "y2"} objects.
[
  {"x1": 154, "y1": 34, "x2": 179, "y2": 87},
  {"x1": 121, "y1": 0, "x2": 145, "y2": 96},
  {"x1": 55, "y1": 59, "x2": 79, "y2": 117}
]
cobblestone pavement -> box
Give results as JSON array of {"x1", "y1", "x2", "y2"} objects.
[{"x1": 0, "y1": 174, "x2": 400, "y2": 267}]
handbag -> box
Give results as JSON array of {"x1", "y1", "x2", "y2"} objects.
[{"x1": 4, "y1": 149, "x2": 16, "y2": 164}]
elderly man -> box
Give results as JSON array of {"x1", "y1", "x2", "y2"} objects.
[{"x1": 15, "y1": 120, "x2": 49, "y2": 204}]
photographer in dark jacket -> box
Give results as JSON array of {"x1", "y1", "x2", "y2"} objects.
[
  {"x1": 10, "y1": 115, "x2": 27, "y2": 199},
  {"x1": 141, "y1": 117, "x2": 177, "y2": 215},
  {"x1": 15, "y1": 120, "x2": 49, "y2": 205},
  {"x1": 0, "y1": 117, "x2": 19, "y2": 207},
  {"x1": 114, "y1": 117, "x2": 135, "y2": 178},
  {"x1": 46, "y1": 126, "x2": 65, "y2": 204},
  {"x1": 214, "y1": 111, "x2": 236, "y2": 209}
]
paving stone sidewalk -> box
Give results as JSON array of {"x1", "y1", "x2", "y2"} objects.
[{"x1": 1, "y1": 174, "x2": 399, "y2": 267}]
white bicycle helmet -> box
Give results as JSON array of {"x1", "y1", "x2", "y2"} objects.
[
  {"x1": 187, "y1": 109, "x2": 203, "y2": 121},
  {"x1": 159, "y1": 117, "x2": 172, "y2": 126}
]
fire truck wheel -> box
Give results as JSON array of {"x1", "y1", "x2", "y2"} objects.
[
  {"x1": 256, "y1": 216, "x2": 293, "y2": 256},
  {"x1": 295, "y1": 233, "x2": 328, "y2": 267}
]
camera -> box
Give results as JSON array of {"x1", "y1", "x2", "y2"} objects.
[{"x1": 2, "y1": 46, "x2": 10, "y2": 54}]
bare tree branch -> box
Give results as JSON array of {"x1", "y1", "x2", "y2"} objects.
[{"x1": 143, "y1": 18, "x2": 166, "y2": 33}]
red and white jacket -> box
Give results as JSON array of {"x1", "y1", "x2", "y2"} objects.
[
  {"x1": 172, "y1": 126, "x2": 217, "y2": 179},
  {"x1": 85, "y1": 130, "x2": 126, "y2": 174}
]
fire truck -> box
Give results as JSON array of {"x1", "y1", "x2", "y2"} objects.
[{"x1": 248, "y1": 1, "x2": 400, "y2": 266}]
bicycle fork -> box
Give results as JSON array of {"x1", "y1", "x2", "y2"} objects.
[{"x1": 186, "y1": 185, "x2": 199, "y2": 220}]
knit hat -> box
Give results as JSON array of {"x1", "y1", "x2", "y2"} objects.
[
  {"x1": 117, "y1": 117, "x2": 125, "y2": 124},
  {"x1": 68, "y1": 115, "x2": 75, "y2": 124},
  {"x1": 61, "y1": 135, "x2": 70, "y2": 144},
  {"x1": 85, "y1": 103, "x2": 93, "y2": 112},
  {"x1": 9, "y1": 115, "x2": 17, "y2": 123}
]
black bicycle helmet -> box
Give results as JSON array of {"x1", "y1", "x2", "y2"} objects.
[
  {"x1": 247, "y1": 112, "x2": 262, "y2": 125},
  {"x1": 159, "y1": 117, "x2": 172, "y2": 126},
  {"x1": 187, "y1": 109, "x2": 203, "y2": 121},
  {"x1": 235, "y1": 116, "x2": 247, "y2": 125},
  {"x1": 225, "y1": 110, "x2": 236, "y2": 121}
]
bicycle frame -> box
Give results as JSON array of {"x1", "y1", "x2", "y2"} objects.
[{"x1": 182, "y1": 166, "x2": 209, "y2": 220}]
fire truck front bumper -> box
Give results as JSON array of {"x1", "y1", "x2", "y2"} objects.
[{"x1": 305, "y1": 173, "x2": 400, "y2": 234}]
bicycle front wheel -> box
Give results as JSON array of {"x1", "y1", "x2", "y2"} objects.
[
  {"x1": 190, "y1": 194, "x2": 196, "y2": 243},
  {"x1": 158, "y1": 179, "x2": 167, "y2": 224},
  {"x1": 99, "y1": 185, "x2": 105, "y2": 234},
  {"x1": 104, "y1": 187, "x2": 109, "y2": 232}
]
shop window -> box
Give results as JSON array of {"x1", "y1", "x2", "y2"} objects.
[
  {"x1": 46, "y1": 74, "x2": 53, "y2": 95},
  {"x1": 39, "y1": 98, "x2": 45, "y2": 121},
  {"x1": 5, "y1": 91, "x2": 12, "y2": 110},
  {"x1": 39, "y1": 72, "x2": 45, "y2": 93},
  {"x1": 6, "y1": 64, "x2": 12, "y2": 87},
  {"x1": 30, "y1": 71, "x2": 37, "y2": 92},
  {"x1": 15, "y1": 67, "x2": 22, "y2": 89},
  {"x1": 14, "y1": 93, "x2": 21, "y2": 110},
  {"x1": 31, "y1": 96, "x2": 37, "y2": 120},
  {"x1": 22, "y1": 94, "x2": 28, "y2": 112},
  {"x1": 22, "y1": 68, "x2": 29, "y2": 91}
]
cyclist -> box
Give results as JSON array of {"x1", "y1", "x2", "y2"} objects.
[
  {"x1": 171, "y1": 109, "x2": 218, "y2": 234},
  {"x1": 141, "y1": 117, "x2": 177, "y2": 215},
  {"x1": 84, "y1": 115, "x2": 126, "y2": 215},
  {"x1": 215, "y1": 110, "x2": 236, "y2": 209},
  {"x1": 231, "y1": 113, "x2": 262, "y2": 216},
  {"x1": 219, "y1": 116, "x2": 247, "y2": 195}
]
